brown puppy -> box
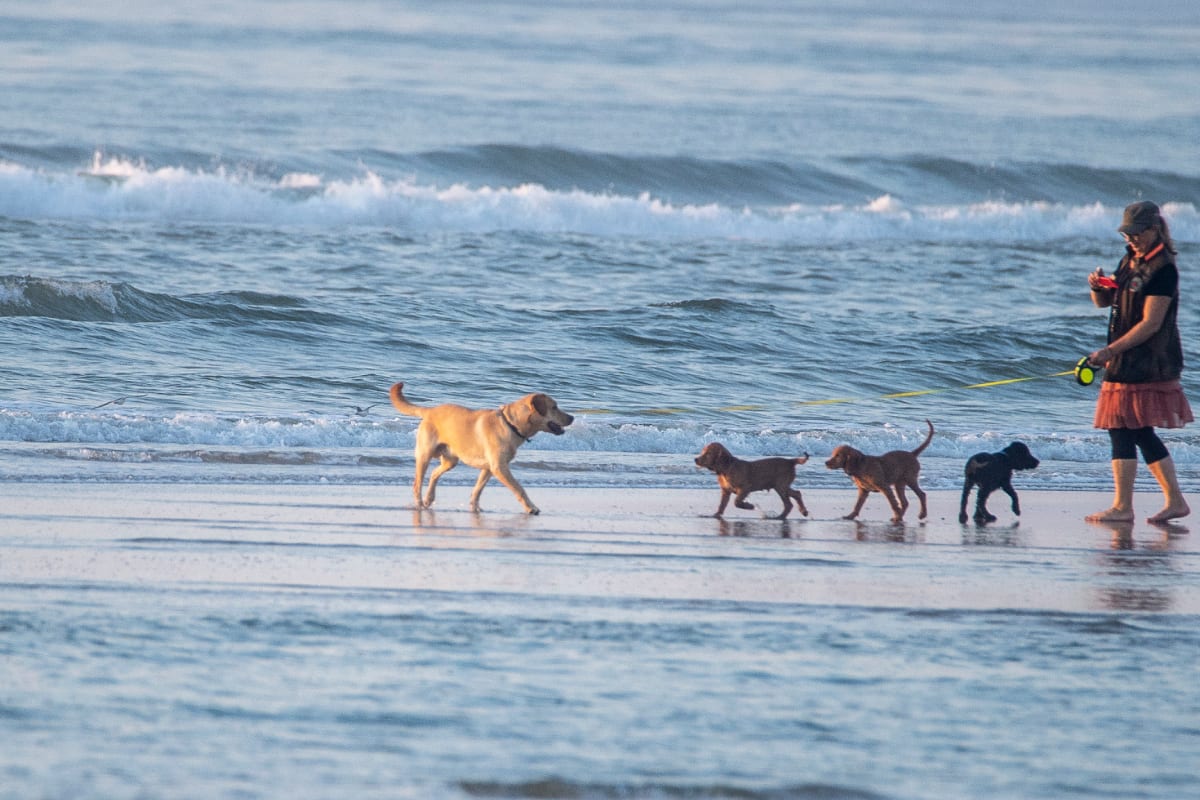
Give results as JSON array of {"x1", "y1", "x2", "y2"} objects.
[
  {"x1": 390, "y1": 382, "x2": 573, "y2": 515},
  {"x1": 825, "y1": 420, "x2": 934, "y2": 522},
  {"x1": 694, "y1": 442, "x2": 810, "y2": 519}
]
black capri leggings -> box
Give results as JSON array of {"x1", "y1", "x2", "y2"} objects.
[{"x1": 1109, "y1": 427, "x2": 1170, "y2": 464}]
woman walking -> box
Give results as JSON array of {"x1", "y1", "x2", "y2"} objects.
[{"x1": 1086, "y1": 201, "x2": 1192, "y2": 524}]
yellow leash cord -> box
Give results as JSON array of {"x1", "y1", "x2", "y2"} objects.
[
  {"x1": 573, "y1": 369, "x2": 1078, "y2": 416},
  {"x1": 797, "y1": 370, "x2": 1077, "y2": 406}
]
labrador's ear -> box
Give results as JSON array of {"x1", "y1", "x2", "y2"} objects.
[{"x1": 529, "y1": 393, "x2": 551, "y2": 417}]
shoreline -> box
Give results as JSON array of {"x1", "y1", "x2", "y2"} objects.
[
  {"x1": 1, "y1": 480, "x2": 1190, "y2": 530},
  {"x1": 2, "y1": 483, "x2": 1196, "y2": 615}
]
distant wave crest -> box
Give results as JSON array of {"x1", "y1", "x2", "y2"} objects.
[
  {"x1": 0, "y1": 275, "x2": 329, "y2": 324},
  {"x1": 457, "y1": 778, "x2": 888, "y2": 800},
  {"x1": 0, "y1": 148, "x2": 1196, "y2": 241}
]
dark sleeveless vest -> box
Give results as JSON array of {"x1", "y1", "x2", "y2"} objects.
[{"x1": 1105, "y1": 246, "x2": 1184, "y2": 384}]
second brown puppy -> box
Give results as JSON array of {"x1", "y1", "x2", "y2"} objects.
[
  {"x1": 695, "y1": 442, "x2": 810, "y2": 519},
  {"x1": 825, "y1": 420, "x2": 934, "y2": 522}
]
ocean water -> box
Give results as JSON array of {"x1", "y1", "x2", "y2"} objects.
[{"x1": 3, "y1": 0, "x2": 1200, "y2": 797}]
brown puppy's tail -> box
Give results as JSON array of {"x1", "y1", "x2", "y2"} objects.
[
  {"x1": 911, "y1": 420, "x2": 935, "y2": 456},
  {"x1": 794, "y1": 453, "x2": 810, "y2": 465},
  {"x1": 389, "y1": 382, "x2": 428, "y2": 418}
]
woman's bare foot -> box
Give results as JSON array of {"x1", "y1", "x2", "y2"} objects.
[
  {"x1": 1148, "y1": 502, "x2": 1190, "y2": 524},
  {"x1": 1086, "y1": 506, "x2": 1135, "y2": 522}
]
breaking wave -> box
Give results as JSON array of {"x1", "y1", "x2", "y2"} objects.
[{"x1": 0, "y1": 147, "x2": 1196, "y2": 242}]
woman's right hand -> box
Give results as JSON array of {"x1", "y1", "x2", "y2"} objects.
[
  {"x1": 1089, "y1": 267, "x2": 1117, "y2": 291},
  {"x1": 1088, "y1": 345, "x2": 1114, "y2": 367}
]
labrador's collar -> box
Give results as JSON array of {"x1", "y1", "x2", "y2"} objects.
[{"x1": 499, "y1": 410, "x2": 530, "y2": 441}]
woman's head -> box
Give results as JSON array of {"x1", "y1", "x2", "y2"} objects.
[{"x1": 1119, "y1": 201, "x2": 1176, "y2": 256}]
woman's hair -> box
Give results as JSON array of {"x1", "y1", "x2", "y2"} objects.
[{"x1": 1155, "y1": 213, "x2": 1178, "y2": 255}]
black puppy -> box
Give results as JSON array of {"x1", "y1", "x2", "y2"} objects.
[{"x1": 958, "y1": 441, "x2": 1040, "y2": 523}]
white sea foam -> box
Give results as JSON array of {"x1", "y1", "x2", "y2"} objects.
[
  {"x1": 3, "y1": 156, "x2": 1195, "y2": 242},
  {"x1": 0, "y1": 407, "x2": 1187, "y2": 465},
  {"x1": 279, "y1": 172, "x2": 323, "y2": 189},
  {"x1": 4, "y1": 406, "x2": 1197, "y2": 491}
]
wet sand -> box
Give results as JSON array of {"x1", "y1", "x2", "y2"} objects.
[{"x1": 1, "y1": 484, "x2": 1196, "y2": 615}]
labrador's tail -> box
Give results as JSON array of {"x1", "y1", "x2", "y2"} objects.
[{"x1": 389, "y1": 383, "x2": 429, "y2": 418}]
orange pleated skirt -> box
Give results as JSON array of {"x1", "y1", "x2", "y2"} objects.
[{"x1": 1093, "y1": 379, "x2": 1194, "y2": 430}]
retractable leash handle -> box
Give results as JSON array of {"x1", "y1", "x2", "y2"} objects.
[{"x1": 1075, "y1": 356, "x2": 1098, "y2": 386}]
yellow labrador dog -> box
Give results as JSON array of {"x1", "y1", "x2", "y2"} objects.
[{"x1": 389, "y1": 382, "x2": 573, "y2": 514}]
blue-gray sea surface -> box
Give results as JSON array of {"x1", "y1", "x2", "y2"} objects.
[{"x1": 3, "y1": 1, "x2": 1200, "y2": 797}]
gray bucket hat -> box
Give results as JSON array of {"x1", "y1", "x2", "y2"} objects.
[{"x1": 1118, "y1": 200, "x2": 1160, "y2": 235}]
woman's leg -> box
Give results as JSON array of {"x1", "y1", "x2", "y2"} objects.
[
  {"x1": 1145, "y1": 455, "x2": 1190, "y2": 523},
  {"x1": 1137, "y1": 431, "x2": 1185, "y2": 525},
  {"x1": 1087, "y1": 429, "x2": 1138, "y2": 521},
  {"x1": 1128, "y1": 428, "x2": 1190, "y2": 523},
  {"x1": 1087, "y1": 459, "x2": 1137, "y2": 522}
]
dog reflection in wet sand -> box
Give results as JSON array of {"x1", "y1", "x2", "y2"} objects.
[{"x1": 694, "y1": 442, "x2": 810, "y2": 519}]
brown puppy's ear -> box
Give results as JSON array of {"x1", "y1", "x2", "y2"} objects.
[
  {"x1": 714, "y1": 446, "x2": 734, "y2": 471},
  {"x1": 843, "y1": 449, "x2": 862, "y2": 472}
]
